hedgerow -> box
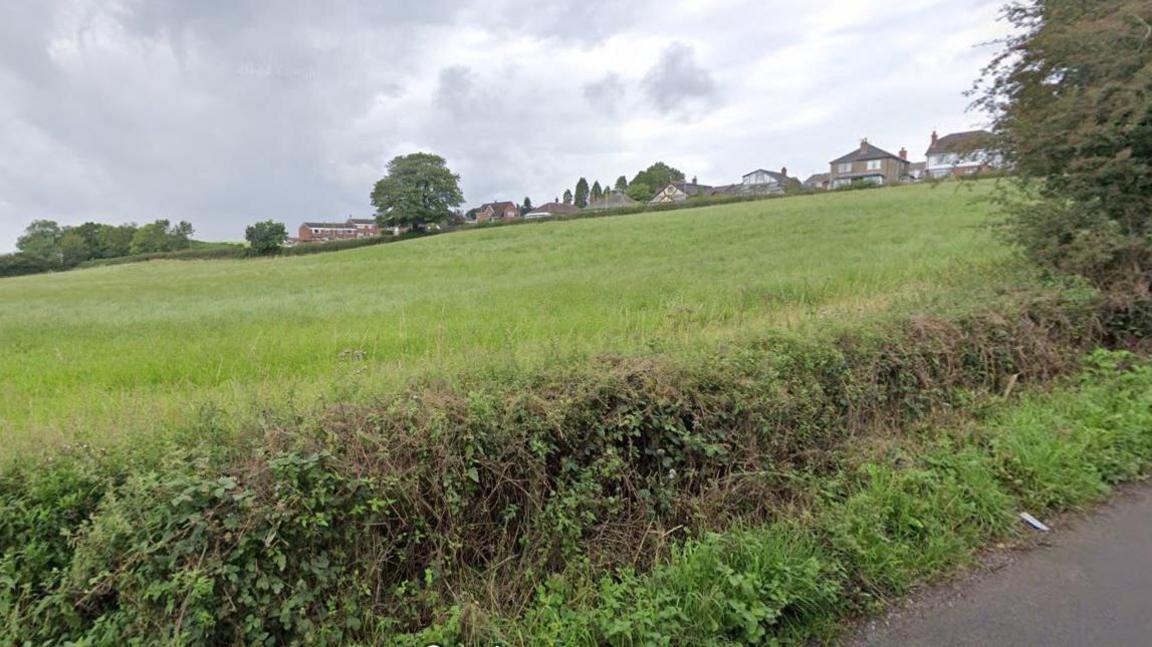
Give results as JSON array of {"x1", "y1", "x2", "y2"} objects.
[{"x1": 0, "y1": 289, "x2": 1140, "y2": 643}]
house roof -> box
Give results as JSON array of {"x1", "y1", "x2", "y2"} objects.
[
  {"x1": 742, "y1": 169, "x2": 791, "y2": 183},
  {"x1": 527, "y1": 202, "x2": 580, "y2": 215},
  {"x1": 347, "y1": 218, "x2": 377, "y2": 225},
  {"x1": 589, "y1": 191, "x2": 638, "y2": 209},
  {"x1": 830, "y1": 141, "x2": 907, "y2": 165},
  {"x1": 479, "y1": 201, "x2": 517, "y2": 212},
  {"x1": 302, "y1": 222, "x2": 355, "y2": 228},
  {"x1": 908, "y1": 162, "x2": 926, "y2": 172},
  {"x1": 804, "y1": 173, "x2": 830, "y2": 185},
  {"x1": 926, "y1": 130, "x2": 994, "y2": 156}
]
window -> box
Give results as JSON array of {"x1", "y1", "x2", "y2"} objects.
[
  {"x1": 866, "y1": 160, "x2": 881, "y2": 171},
  {"x1": 838, "y1": 163, "x2": 851, "y2": 173}
]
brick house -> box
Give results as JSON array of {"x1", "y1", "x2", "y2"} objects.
[
  {"x1": 298, "y1": 218, "x2": 380, "y2": 242},
  {"x1": 925, "y1": 130, "x2": 1001, "y2": 178},
  {"x1": 474, "y1": 201, "x2": 520, "y2": 223},
  {"x1": 829, "y1": 139, "x2": 911, "y2": 189}
]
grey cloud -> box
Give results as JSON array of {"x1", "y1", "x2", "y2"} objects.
[
  {"x1": 583, "y1": 73, "x2": 627, "y2": 115},
  {"x1": 641, "y1": 43, "x2": 718, "y2": 115}
]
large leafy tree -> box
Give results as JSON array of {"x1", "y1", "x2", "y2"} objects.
[
  {"x1": 974, "y1": 0, "x2": 1152, "y2": 291},
  {"x1": 590, "y1": 180, "x2": 603, "y2": 204},
  {"x1": 16, "y1": 220, "x2": 63, "y2": 261},
  {"x1": 614, "y1": 176, "x2": 628, "y2": 191},
  {"x1": 628, "y1": 162, "x2": 684, "y2": 202},
  {"x1": 371, "y1": 153, "x2": 464, "y2": 230},
  {"x1": 245, "y1": 220, "x2": 288, "y2": 256},
  {"x1": 562, "y1": 189, "x2": 573, "y2": 205},
  {"x1": 574, "y1": 177, "x2": 590, "y2": 208}
]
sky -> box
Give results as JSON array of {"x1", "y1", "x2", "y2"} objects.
[{"x1": 0, "y1": 0, "x2": 1012, "y2": 251}]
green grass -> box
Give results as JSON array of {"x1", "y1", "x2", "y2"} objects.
[
  {"x1": 0, "y1": 182, "x2": 1008, "y2": 456},
  {"x1": 478, "y1": 352, "x2": 1152, "y2": 645}
]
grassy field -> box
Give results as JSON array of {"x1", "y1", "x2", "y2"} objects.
[{"x1": 0, "y1": 182, "x2": 1008, "y2": 455}]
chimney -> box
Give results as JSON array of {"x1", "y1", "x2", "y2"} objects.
[
  {"x1": 780, "y1": 166, "x2": 788, "y2": 177},
  {"x1": 691, "y1": 176, "x2": 698, "y2": 185},
  {"x1": 899, "y1": 148, "x2": 908, "y2": 160},
  {"x1": 931, "y1": 130, "x2": 938, "y2": 146},
  {"x1": 860, "y1": 138, "x2": 869, "y2": 152}
]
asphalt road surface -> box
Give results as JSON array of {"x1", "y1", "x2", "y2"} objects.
[{"x1": 853, "y1": 484, "x2": 1152, "y2": 646}]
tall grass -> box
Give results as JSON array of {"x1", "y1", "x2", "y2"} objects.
[{"x1": 0, "y1": 182, "x2": 1008, "y2": 456}]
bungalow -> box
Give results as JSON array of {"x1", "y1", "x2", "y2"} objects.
[
  {"x1": 828, "y1": 139, "x2": 911, "y2": 189},
  {"x1": 650, "y1": 180, "x2": 737, "y2": 204},
  {"x1": 298, "y1": 218, "x2": 379, "y2": 242},
  {"x1": 474, "y1": 201, "x2": 520, "y2": 223},
  {"x1": 525, "y1": 202, "x2": 581, "y2": 219},
  {"x1": 925, "y1": 130, "x2": 1000, "y2": 178}
]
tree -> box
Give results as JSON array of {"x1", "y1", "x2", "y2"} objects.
[
  {"x1": 614, "y1": 176, "x2": 628, "y2": 191},
  {"x1": 58, "y1": 230, "x2": 92, "y2": 266},
  {"x1": 974, "y1": 0, "x2": 1152, "y2": 292},
  {"x1": 99, "y1": 224, "x2": 136, "y2": 258},
  {"x1": 245, "y1": 220, "x2": 288, "y2": 256},
  {"x1": 625, "y1": 182, "x2": 652, "y2": 203},
  {"x1": 130, "y1": 220, "x2": 173, "y2": 254},
  {"x1": 574, "y1": 177, "x2": 590, "y2": 209},
  {"x1": 591, "y1": 181, "x2": 604, "y2": 204},
  {"x1": 562, "y1": 189, "x2": 573, "y2": 205},
  {"x1": 371, "y1": 152, "x2": 464, "y2": 230},
  {"x1": 521, "y1": 196, "x2": 533, "y2": 215},
  {"x1": 16, "y1": 220, "x2": 63, "y2": 261},
  {"x1": 169, "y1": 221, "x2": 194, "y2": 250},
  {"x1": 628, "y1": 162, "x2": 684, "y2": 202}
]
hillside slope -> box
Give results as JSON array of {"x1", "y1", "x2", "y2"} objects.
[{"x1": 0, "y1": 182, "x2": 1005, "y2": 454}]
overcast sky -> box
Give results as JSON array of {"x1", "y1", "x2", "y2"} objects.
[{"x1": 0, "y1": 0, "x2": 1011, "y2": 250}]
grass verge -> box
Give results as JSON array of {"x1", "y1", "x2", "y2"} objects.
[{"x1": 485, "y1": 350, "x2": 1152, "y2": 645}]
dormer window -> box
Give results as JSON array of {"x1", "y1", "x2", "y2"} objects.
[{"x1": 838, "y1": 163, "x2": 851, "y2": 173}]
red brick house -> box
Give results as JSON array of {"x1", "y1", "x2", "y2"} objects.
[
  {"x1": 298, "y1": 218, "x2": 380, "y2": 242},
  {"x1": 474, "y1": 201, "x2": 520, "y2": 223}
]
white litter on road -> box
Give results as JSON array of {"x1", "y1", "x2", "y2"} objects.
[{"x1": 1020, "y1": 512, "x2": 1051, "y2": 532}]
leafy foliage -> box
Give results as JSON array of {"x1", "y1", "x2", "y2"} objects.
[
  {"x1": 628, "y1": 162, "x2": 685, "y2": 202},
  {"x1": 975, "y1": 0, "x2": 1152, "y2": 291},
  {"x1": 244, "y1": 220, "x2": 288, "y2": 256},
  {"x1": 371, "y1": 152, "x2": 464, "y2": 230}
]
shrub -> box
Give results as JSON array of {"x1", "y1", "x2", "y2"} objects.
[{"x1": 975, "y1": 0, "x2": 1152, "y2": 292}]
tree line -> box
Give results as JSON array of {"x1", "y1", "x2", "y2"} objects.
[{"x1": 1, "y1": 219, "x2": 196, "y2": 277}]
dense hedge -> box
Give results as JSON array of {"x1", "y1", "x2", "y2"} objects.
[{"x1": 1, "y1": 288, "x2": 1128, "y2": 643}]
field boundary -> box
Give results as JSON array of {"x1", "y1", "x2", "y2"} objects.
[{"x1": 3, "y1": 286, "x2": 1143, "y2": 643}]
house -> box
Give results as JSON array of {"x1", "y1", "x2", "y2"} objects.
[
  {"x1": 925, "y1": 130, "x2": 1000, "y2": 178},
  {"x1": 525, "y1": 202, "x2": 581, "y2": 219},
  {"x1": 474, "y1": 201, "x2": 520, "y2": 223},
  {"x1": 907, "y1": 161, "x2": 927, "y2": 181},
  {"x1": 803, "y1": 173, "x2": 831, "y2": 191},
  {"x1": 739, "y1": 167, "x2": 797, "y2": 195},
  {"x1": 828, "y1": 139, "x2": 911, "y2": 189},
  {"x1": 298, "y1": 218, "x2": 380, "y2": 242},
  {"x1": 588, "y1": 190, "x2": 638, "y2": 210},
  {"x1": 650, "y1": 180, "x2": 737, "y2": 204}
]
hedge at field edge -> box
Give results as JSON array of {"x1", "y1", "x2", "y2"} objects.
[{"x1": 1, "y1": 289, "x2": 1145, "y2": 644}]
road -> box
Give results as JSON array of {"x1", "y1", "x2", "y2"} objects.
[{"x1": 852, "y1": 484, "x2": 1152, "y2": 646}]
